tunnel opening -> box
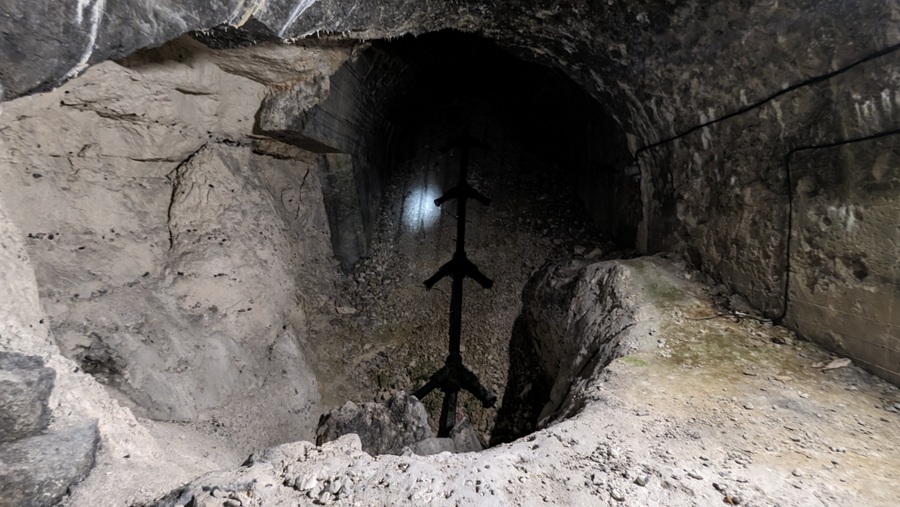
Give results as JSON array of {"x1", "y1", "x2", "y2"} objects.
[
  {"x1": 376, "y1": 31, "x2": 633, "y2": 195},
  {"x1": 303, "y1": 30, "x2": 641, "y2": 449},
  {"x1": 0, "y1": 26, "x2": 647, "y2": 465}
]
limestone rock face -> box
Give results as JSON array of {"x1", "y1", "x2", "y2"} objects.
[
  {"x1": 522, "y1": 260, "x2": 644, "y2": 425},
  {"x1": 0, "y1": 352, "x2": 55, "y2": 443},
  {"x1": 0, "y1": 39, "x2": 338, "y2": 452},
  {"x1": 0, "y1": 4, "x2": 897, "y2": 505},
  {"x1": 316, "y1": 391, "x2": 434, "y2": 455}
]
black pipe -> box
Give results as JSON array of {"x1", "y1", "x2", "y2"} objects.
[
  {"x1": 634, "y1": 42, "x2": 900, "y2": 157},
  {"x1": 774, "y1": 128, "x2": 900, "y2": 324}
]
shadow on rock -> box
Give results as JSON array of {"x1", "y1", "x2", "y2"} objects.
[{"x1": 489, "y1": 314, "x2": 550, "y2": 446}]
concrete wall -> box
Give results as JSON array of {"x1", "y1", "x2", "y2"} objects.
[
  {"x1": 632, "y1": 44, "x2": 900, "y2": 382},
  {"x1": 786, "y1": 135, "x2": 899, "y2": 384}
]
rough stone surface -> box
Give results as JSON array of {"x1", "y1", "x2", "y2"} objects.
[
  {"x1": 316, "y1": 391, "x2": 434, "y2": 455},
  {"x1": 0, "y1": 352, "x2": 54, "y2": 443},
  {"x1": 522, "y1": 260, "x2": 644, "y2": 425},
  {"x1": 637, "y1": 44, "x2": 900, "y2": 382},
  {"x1": 0, "y1": 2, "x2": 898, "y2": 504},
  {"x1": 785, "y1": 135, "x2": 900, "y2": 385},
  {"x1": 446, "y1": 418, "x2": 483, "y2": 454},
  {"x1": 0, "y1": 152, "x2": 243, "y2": 507},
  {"x1": 257, "y1": 41, "x2": 425, "y2": 268},
  {"x1": 0, "y1": 422, "x2": 99, "y2": 507},
  {"x1": 0, "y1": 39, "x2": 335, "y2": 452},
  {"x1": 141, "y1": 257, "x2": 900, "y2": 507},
  {"x1": 404, "y1": 418, "x2": 483, "y2": 456}
]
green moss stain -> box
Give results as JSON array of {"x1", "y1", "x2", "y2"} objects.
[
  {"x1": 644, "y1": 282, "x2": 689, "y2": 307},
  {"x1": 620, "y1": 355, "x2": 649, "y2": 367}
]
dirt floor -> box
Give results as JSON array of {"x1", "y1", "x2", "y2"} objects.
[
  {"x1": 578, "y1": 258, "x2": 900, "y2": 506},
  {"x1": 305, "y1": 108, "x2": 627, "y2": 442}
]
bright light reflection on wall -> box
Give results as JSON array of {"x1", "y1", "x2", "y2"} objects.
[{"x1": 403, "y1": 184, "x2": 442, "y2": 232}]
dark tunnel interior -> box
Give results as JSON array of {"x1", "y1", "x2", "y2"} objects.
[
  {"x1": 343, "y1": 30, "x2": 641, "y2": 251},
  {"x1": 380, "y1": 31, "x2": 620, "y2": 171},
  {"x1": 297, "y1": 30, "x2": 645, "y2": 444},
  {"x1": 4, "y1": 5, "x2": 899, "y2": 500},
  {"x1": 379, "y1": 31, "x2": 638, "y2": 247}
]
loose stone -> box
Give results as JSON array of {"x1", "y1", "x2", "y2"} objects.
[
  {"x1": 610, "y1": 488, "x2": 625, "y2": 501},
  {"x1": 300, "y1": 473, "x2": 319, "y2": 491},
  {"x1": 314, "y1": 490, "x2": 334, "y2": 505}
]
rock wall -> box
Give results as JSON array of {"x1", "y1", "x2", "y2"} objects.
[
  {"x1": 632, "y1": 40, "x2": 900, "y2": 382},
  {"x1": 0, "y1": 352, "x2": 98, "y2": 507},
  {"x1": 258, "y1": 44, "x2": 407, "y2": 268},
  {"x1": 1, "y1": 167, "x2": 243, "y2": 505},
  {"x1": 522, "y1": 260, "x2": 647, "y2": 425},
  {"x1": 1, "y1": 1, "x2": 897, "y2": 382},
  {"x1": 0, "y1": 0, "x2": 466, "y2": 101},
  {"x1": 0, "y1": 39, "x2": 340, "y2": 448}
]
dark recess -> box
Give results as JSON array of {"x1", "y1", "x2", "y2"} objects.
[
  {"x1": 376, "y1": 30, "x2": 638, "y2": 246},
  {"x1": 359, "y1": 31, "x2": 636, "y2": 441}
]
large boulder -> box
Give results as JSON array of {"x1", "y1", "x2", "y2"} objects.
[
  {"x1": 522, "y1": 260, "x2": 642, "y2": 425},
  {"x1": 0, "y1": 422, "x2": 100, "y2": 507},
  {"x1": 316, "y1": 391, "x2": 434, "y2": 455},
  {"x1": 403, "y1": 418, "x2": 483, "y2": 456},
  {"x1": 0, "y1": 352, "x2": 55, "y2": 443},
  {"x1": 317, "y1": 391, "x2": 485, "y2": 456}
]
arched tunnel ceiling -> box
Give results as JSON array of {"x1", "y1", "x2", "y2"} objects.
[
  {"x1": 252, "y1": 28, "x2": 637, "y2": 267},
  {"x1": 1, "y1": 4, "x2": 899, "y2": 504},
  {"x1": 2, "y1": 0, "x2": 896, "y2": 150},
  {"x1": 366, "y1": 31, "x2": 620, "y2": 169}
]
